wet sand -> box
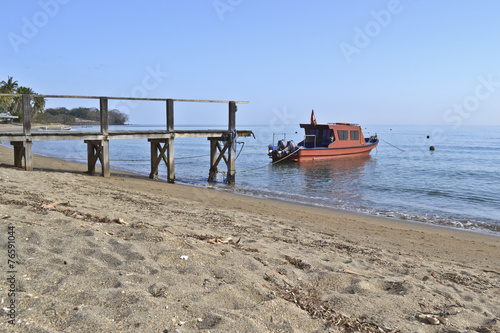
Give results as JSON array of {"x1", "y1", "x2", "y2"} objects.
[{"x1": 0, "y1": 142, "x2": 498, "y2": 332}]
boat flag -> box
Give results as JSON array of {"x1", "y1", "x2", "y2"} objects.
[{"x1": 311, "y1": 109, "x2": 317, "y2": 125}]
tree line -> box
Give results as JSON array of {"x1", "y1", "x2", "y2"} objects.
[
  {"x1": 40, "y1": 107, "x2": 128, "y2": 125},
  {"x1": 1, "y1": 76, "x2": 128, "y2": 125}
]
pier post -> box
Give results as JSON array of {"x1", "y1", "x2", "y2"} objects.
[
  {"x1": 209, "y1": 139, "x2": 218, "y2": 182},
  {"x1": 101, "y1": 139, "x2": 110, "y2": 177},
  {"x1": 11, "y1": 140, "x2": 32, "y2": 170},
  {"x1": 18, "y1": 95, "x2": 34, "y2": 171},
  {"x1": 97, "y1": 97, "x2": 110, "y2": 177},
  {"x1": 100, "y1": 97, "x2": 109, "y2": 136},
  {"x1": 227, "y1": 101, "x2": 237, "y2": 184},
  {"x1": 166, "y1": 99, "x2": 175, "y2": 182},
  {"x1": 23, "y1": 94, "x2": 32, "y2": 136}
]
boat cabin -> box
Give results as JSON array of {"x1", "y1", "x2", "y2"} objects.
[{"x1": 298, "y1": 123, "x2": 367, "y2": 149}]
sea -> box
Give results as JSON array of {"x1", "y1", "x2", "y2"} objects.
[{"x1": 5, "y1": 124, "x2": 500, "y2": 235}]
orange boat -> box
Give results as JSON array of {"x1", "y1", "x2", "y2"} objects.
[{"x1": 268, "y1": 111, "x2": 378, "y2": 162}]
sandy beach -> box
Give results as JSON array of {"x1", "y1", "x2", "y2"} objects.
[{"x1": 0, "y1": 142, "x2": 498, "y2": 332}]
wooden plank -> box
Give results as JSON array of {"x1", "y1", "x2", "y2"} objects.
[
  {"x1": 100, "y1": 97, "x2": 108, "y2": 136},
  {"x1": 167, "y1": 138, "x2": 174, "y2": 183},
  {"x1": 152, "y1": 141, "x2": 168, "y2": 171},
  {"x1": 0, "y1": 93, "x2": 249, "y2": 104},
  {"x1": 216, "y1": 141, "x2": 229, "y2": 165},
  {"x1": 212, "y1": 141, "x2": 230, "y2": 172},
  {"x1": 24, "y1": 140, "x2": 33, "y2": 171},
  {"x1": 10, "y1": 141, "x2": 33, "y2": 171},
  {"x1": 23, "y1": 94, "x2": 32, "y2": 135},
  {"x1": 85, "y1": 140, "x2": 109, "y2": 177},
  {"x1": 85, "y1": 140, "x2": 101, "y2": 175},
  {"x1": 209, "y1": 139, "x2": 218, "y2": 182},
  {"x1": 166, "y1": 99, "x2": 174, "y2": 131},
  {"x1": 148, "y1": 139, "x2": 174, "y2": 182},
  {"x1": 150, "y1": 140, "x2": 159, "y2": 180},
  {"x1": 227, "y1": 101, "x2": 237, "y2": 184},
  {"x1": 0, "y1": 130, "x2": 253, "y2": 142},
  {"x1": 101, "y1": 139, "x2": 110, "y2": 177},
  {"x1": 11, "y1": 142, "x2": 24, "y2": 168}
]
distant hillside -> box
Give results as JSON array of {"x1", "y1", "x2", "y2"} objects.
[{"x1": 36, "y1": 107, "x2": 128, "y2": 125}]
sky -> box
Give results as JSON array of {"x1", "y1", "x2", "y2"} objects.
[{"x1": 1, "y1": 0, "x2": 500, "y2": 126}]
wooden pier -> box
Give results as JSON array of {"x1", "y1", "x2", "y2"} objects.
[{"x1": 0, "y1": 94, "x2": 252, "y2": 184}]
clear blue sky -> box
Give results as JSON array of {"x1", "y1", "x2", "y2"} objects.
[{"x1": 2, "y1": 0, "x2": 500, "y2": 126}]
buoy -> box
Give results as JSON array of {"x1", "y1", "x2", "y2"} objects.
[
  {"x1": 426, "y1": 135, "x2": 430, "y2": 139},
  {"x1": 429, "y1": 146, "x2": 435, "y2": 151}
]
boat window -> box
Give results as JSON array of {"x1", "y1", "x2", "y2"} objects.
[
  {"x1": 350, "y1": 130, "x2": 359, "y2": 140},
  {"x1": 338, "y1": 130, "x2": 348, "y2": 140},
  {"x1": 328, "y1": 129, "x2": 335, "y2": 143}
]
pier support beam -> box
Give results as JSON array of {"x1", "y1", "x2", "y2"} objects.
[
  {"x1": 85, "y1": 139, "x2": 110, "y2": 177},
  {"x1": 149, "y1": 139, "x2": 174, "y2": 183},
  {"x1": 227, "y1": 101, "x2": 237, "y2": 184},
  {"x1": 10, "y1": 95, "x2": 34, "y2": 171},
  {"x1": 208, "y1": 137, "x2": 230, "y2": 183},
  {"x1": 11, "y1": 140, "x2": 33, "y2": 171}
]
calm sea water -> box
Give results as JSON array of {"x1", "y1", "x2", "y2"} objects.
[{"x1": 7, "y1": 124, "x2": 500, "y2": 235}]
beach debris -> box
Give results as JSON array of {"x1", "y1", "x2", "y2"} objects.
[
  {"x1": 148, "y1": 284, "x2": 167, "y2": 298},
  {"x1": 417, "y1": 313, "x2": 448, "y2": 325},
  {"x1": 114, "y1": 218, "x2": 127, "y2": 225},
  {"x1": 186, "y1": 233, "x2": 240, "y2": 245},
  {"x1": 207, "y1": 237, "x2": 232, "y2": 244},
  {"x1": 431, "y1": 271, "x2": 493, "y2": 292},
  {"x1": 285, "y1": 256, "x2": 311, "y2": 270},
  {"x1": 41, "y1": 201, "x2": 61, "y2": 209},
  {"x1": 342, "y1": 269, "x2": 368, "y2": 278},
  {"x1": 180, "y1": 255, "x2": 189, "y2": 260},
  {"x1": 263, "y1": 274, "x2": 396, "y2": 332}
]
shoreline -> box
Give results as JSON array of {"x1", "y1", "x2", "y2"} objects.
[
  {"x1": 0, "y1": 143, "x2": 499, "y2": 331},
  {"x1": 0, "y1": 142, "x2": 499, "y2": 244},
  {"x1": 2, "y1": 136, "x2": 497, "y2": 237}
]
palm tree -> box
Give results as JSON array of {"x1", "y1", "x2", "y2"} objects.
[
  {"x1": 14, "y1": 86, "x2": 46, "y2": 121},
  {"x1": 0, "y1": 76, "x2": 18, "y2": 113},
  {"x1": 0, "y1": 76, "x2": 18, "y2": 92}
]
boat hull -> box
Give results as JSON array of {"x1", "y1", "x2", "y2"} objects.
[{"x1": 272, "y1": 141, "x2": 378, "y2": 162}]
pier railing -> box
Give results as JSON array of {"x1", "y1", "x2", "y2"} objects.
[{"x1": 0, "y1": 94, "x2": 252, "y2": 184}]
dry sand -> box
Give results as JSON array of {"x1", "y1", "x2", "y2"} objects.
[{"x1": 0, "y1": 142, "x2": 498, "y2": 332}]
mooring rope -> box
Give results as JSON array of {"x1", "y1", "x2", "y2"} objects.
[
  {"x1": 237, "y1": 147, "x2": 302, "y2": 174},
  {"x1": 378, "y1": 138, "x2": 405, "y2": 152}
]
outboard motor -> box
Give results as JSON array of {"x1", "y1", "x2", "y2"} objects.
[
  {"x1": 269, "y1": 139, "x2": 298, "y2": 160},
  {"x1": 277, "y1": 140, "x2": 286, "y2": 150},
  {"x1": 271, "y1": 139, "x2": 286, "y2": 158},
  {"x1": 282, "y1": 140, "x2": 296, "y2": 156}
]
